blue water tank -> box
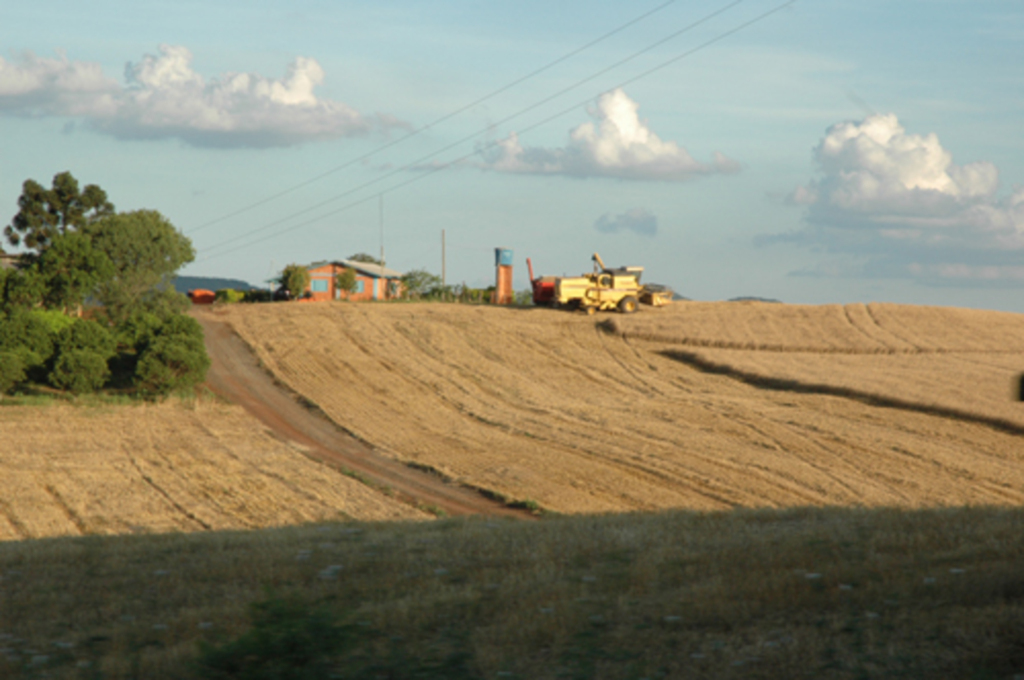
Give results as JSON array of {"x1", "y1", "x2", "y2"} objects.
[{"x1": 495, "y1": 247, "x2": 514, "y2": 267}]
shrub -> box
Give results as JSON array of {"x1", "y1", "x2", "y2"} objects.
[
  {"x1": 196, "y1": 594, "x2": 354, "y2": 680},
  {"x1": 194, "y1": 593, "x2": 476, "y2": 680},
  {"x1": 50, "y1": 319, "x2": 116, "y2": 391},
  {"x1": 134, "y1": 334, "x2": 210, "y2": 396},
  {"x1": 157, "y1": 314, "x2": 206, "y2": 347},
  {"x1": 49, "y1": 349, "x2": 110, "y2": 394},
  {"x1": 0, "y1": 351, "x2": 26, "y2": 394},
  {"x1": 0, "y1": 308, "x2": 55, "y2": 374},
  {"x1": 214, "y1": 288, "x2": 246, "y2": 304},
  {"x1": 56, "y1": 318, "x2": 116, "y2": 359},
  {"x1": 115, "y1": 311, "x2": 164, "y2": 352},
  {"x1": 242, "y1": 288, "x2": 272, "y2": 303},
  {"x1": 28, "y1": 309, "x2": 75, "y2": 336}
]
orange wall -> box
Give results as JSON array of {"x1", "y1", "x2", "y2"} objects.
[{"x1": 304, "y1": 263, "x2": 400, "y2": 302}]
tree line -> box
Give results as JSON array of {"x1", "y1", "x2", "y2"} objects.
[{"x1": 0, "y1": 172, "x2": 209, "y2": 396}]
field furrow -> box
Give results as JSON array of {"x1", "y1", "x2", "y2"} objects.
[{"x1": 0, "y1": 401, "x2": 427, "y2": 541}]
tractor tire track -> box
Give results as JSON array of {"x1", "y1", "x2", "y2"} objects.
[
  {"x1": 42, "y1": 485, "x2": 88, "y2": 535},
  {"x1": 124, "y1": 452, "x2": 213, "y2": 530}
]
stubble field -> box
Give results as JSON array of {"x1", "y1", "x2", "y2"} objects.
[
  {"x1": 0, "y1": 399, "x2": 426, "y2": 541},
  {"x1": 216, "y1": 300, "x2": 1024, "y2": 515}
]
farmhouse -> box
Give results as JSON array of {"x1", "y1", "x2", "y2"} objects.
[{"x1": 303, "y1": 260, "x2": 403, "y2": 302}]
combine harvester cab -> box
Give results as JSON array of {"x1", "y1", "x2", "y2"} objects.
[{"x1": 531, "y1": 253, "x2": 673, "y2": 314}]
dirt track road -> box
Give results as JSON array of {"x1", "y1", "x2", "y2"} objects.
[{"x1": 195, "y1": 310, "x2": 530, "y2": 519}]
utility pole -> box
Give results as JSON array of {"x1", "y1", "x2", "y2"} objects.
[
  {"x1": 441, "y1": 229, "x2": 446, "y2": 288},
  {"x1": 379, "y1": 194, "x2": 385, "y2": 269}
]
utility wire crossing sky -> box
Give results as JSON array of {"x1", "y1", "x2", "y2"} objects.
[{"x1": 1, "y1": 0, "x2": 1021, "y2": 311}]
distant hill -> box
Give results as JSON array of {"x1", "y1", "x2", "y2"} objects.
[
  {"x1": 728, "y1": 296, "x2": 782, "y2": 303},
  {"x1": 174, "y1": 276, "x2": 259, "y2": 294}
]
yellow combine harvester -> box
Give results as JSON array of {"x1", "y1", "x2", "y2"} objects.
[{"x1": 553, "y1": 253, "x2": 673, "y2": 314}]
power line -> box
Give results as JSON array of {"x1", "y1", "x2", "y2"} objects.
[
  {"x1": 198, "y1": 0, "x2": 747, "y2": 259},
  {"x1": 186, "y1": 0, "x2": 682, "y2": 236},
  {"x1": 198, "y1": 0, "x2": 796, "y2": 264}
]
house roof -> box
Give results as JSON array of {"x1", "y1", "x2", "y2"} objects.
[{"x1": 306, "y1": 260, "x2": 403, "y2": 279}]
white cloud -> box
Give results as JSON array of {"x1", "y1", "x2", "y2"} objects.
[
  {"x1": 479, "y1": 89, "x2": 740, "y2": 181},
  {"x1": 0, "y1": 51, "x2": 118, "y2": 116},
  {"x1": 774, "y1": 113, "x2": 1024, "y2": 285},
  {"x1": 594, "y1": 208, "x2": 657, "y2": 237},
  {"x1": 0, "y1": 46, "x2": 404, "y2": 148}
]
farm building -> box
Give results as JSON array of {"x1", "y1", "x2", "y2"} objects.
[{"x1": 302, "y1": 260, "x2": 404, "y2": 302}]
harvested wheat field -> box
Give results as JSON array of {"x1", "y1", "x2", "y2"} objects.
[
  {"x1": 611, "y1": 301, "x2": 1024, "y2": 431},
  {"x1": 0, "y1": 400, "x2": 426, "y2": 541},
  {"x1": 213, "y1": 301, "x2": 1024, "y2": 515}
]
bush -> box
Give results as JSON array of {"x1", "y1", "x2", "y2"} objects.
[
  {"x1": 28, "y1": 309, "x2": 75, "y2": 336},
  {"x1": 0, "y1": 351, "x2": 26, "y2": 394},
  {"x1": 56, "y1": 318, "x2": 116, "y2": 359},
  {"x1": 157, "y1": 314, "x2": 206, "y2": 347},
  {"x1": 50, "y1": 318, "x2": 117, "y2": 391},
  {"x1": 0, "y1": 308, "x2": 55, "y2": 374},
  {"x1": 49, "y1": 349, "x2": 110, "y2": 394},
  {"x1": 215, "y1": 288, "x2": 246, "y2": 304},
  {"x1": 115, "y1": 312, "x2": 164, "y2": 352},
  {"x1": 195, "y1": 593, "x2": 476, "y2": 680},
  {"x1": 243, "y1": 288, "x2": 272, "y2": 303},
  {"x1": 196, "y1": 594, "x2": 354, "y2": 680},
  {"x1": 134, "y1": 334, "x2": 210, "y2": 396}
]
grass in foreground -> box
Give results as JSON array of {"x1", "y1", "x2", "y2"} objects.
[{"x1": 1, "y1": 506, "x2": 1023, "y2": 679}]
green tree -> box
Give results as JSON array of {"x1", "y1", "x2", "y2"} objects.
[
  {"x1": 55, "y1": 318, "x2": 117, "y2": 359},
  {"x1": 4, "y1": 172, "x2": 114, "y2": 251},
  {"x1": 86, "y1": 210, "x2": 196, "y2": 323},
  {"x1": 280, "y1": 264, "x2": 310, "y2": 300},
  {"x1": 347, "y1": 252, "x2": 381, "y2": 265},
  {"x1": 50, "y1": 350, "x2": 110, "y2": 394},
  {"x1": 33, "y1": 232, "x2": 114, "y2": 313},
  {"x1": 335, "y1": 268, "x2": 357, "y2": 299},
  {"x1": 133, "y1": 315, "x2": 210, "y2": 396},
  {"x1": 0, "y1": 351, "x2": 26, "y2": 394},
  {"x1": 400, "y1": 269, "x2": 442, "y2": 299},
  {"x1": 0, "y1": 308, "x2": 56, "y2": 377},
  {"x1": 0, "y1": 266, "x2": 44, "y2": 311},
  {"x1": 49, "y1": 318, "x2": 117, "y2": 394}
]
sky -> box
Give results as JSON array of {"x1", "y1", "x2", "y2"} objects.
[{"x1": 1, "y1": 0, "x2": 1022, "y2": 310}]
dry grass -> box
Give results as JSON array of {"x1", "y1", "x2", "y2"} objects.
[
  {"x1": 2, "y1": 507, "x2": 1023, "y2": 678},
  {"x1": 613, "y1": 301, "x2": 1024, "y2": 354},
  {"x1": 217, "y1": 302, "x2": 1024, "y2": 515},
  {"x1": 612, "y1": 301, "x2": 1024, "y2": 432},
  {"x1": 0, "y1": 399, "x2": 427, "y2": 541}
]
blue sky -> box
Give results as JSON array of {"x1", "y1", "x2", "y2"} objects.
[{"x1": 2, "y1": 0, "x2": 1022, "y2": 309}]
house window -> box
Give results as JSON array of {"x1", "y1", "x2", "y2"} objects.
[
  {"x1": 355, "y1": 280, "x2": 365, "y2": 293},
  {"x1": 311, "y1": 279, "x2": 329, "y2": 292}
]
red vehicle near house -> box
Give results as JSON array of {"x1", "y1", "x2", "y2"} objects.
[{"x1": 187, "y1": 289, "x2": 216, "y2": 304}]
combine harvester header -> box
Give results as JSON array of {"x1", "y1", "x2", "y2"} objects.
[{"x1": 527, "y1": 253, "x2": 673, "y2": 314}]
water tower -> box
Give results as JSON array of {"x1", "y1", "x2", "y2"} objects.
[{"x1": 494, "y1": 247, "x2": 513, "y2": 304}]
